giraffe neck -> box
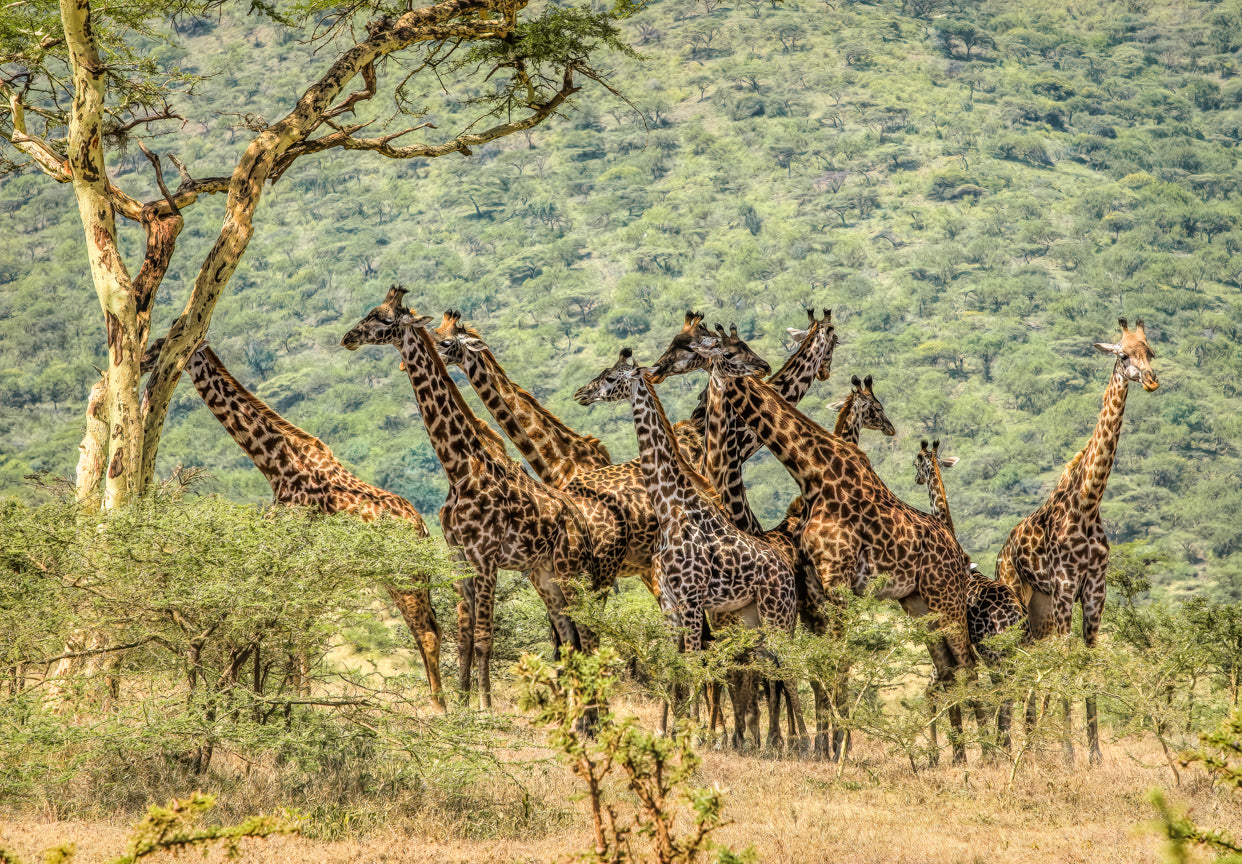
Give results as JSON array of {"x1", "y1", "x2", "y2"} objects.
[
  {"x1": 704, "y1": 375, "x2": 763, "y2": 534},
  {"x1": 703, "y1": 322, "x2": 836, "y2": 469},
  {"x1": 394, "y1": 325, "x2": 494, "y2": 485},
  {"x1": 186, "y1": 346, "x2": 423, "y2": 526},
  {"x1": 462, "y1": 347, "x2": 608, "y2": 486},
  {"x1": 185, "y1": 345, "x2": 328, "y2": 493},
  {"x1": 720, "y1": 373, "x2": 845, "y2": 501},
  {"x1": 768, "y1": 322, "x2": 836, "y2": 402},
  {"x1": 1077, "y1": 360, "x2": 1131, "y2": 514},
  {"x1": 927, "y1": 462, "x2": 955, "y2": 534},
  {"x1": 629, "y1": 373, "x2": 714, "y2": 521},
  {"x1": 457, "y1": 348, "x2": 557, "y2": 482},
  {"x1": 832, "y1": 393, "x2": 861, "y2": 444}
]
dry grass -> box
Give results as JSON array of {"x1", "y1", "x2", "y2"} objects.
[{"x1": 3, "y1": 687, "x2": 1236, "y2": 864}]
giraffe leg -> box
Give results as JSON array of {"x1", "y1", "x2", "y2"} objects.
[
  {"x1": 527, "y1": 567, "x2": 583, "y2": 656},
  {"x1": 728, "y1": 669, "x2": 754, "y2": 753},
  {"x1": 808, "y1": 680, "x2": 832, "y2": 759},
  {"x1": 471, "y1": 563, "x2": 498, "y2": 710},
  {"x1": 387, "y1": 586, "x2": 445, "y2": 711},
  {"x1": 1080, "y1": 577, "x2": 1107, "y2": 766},
  {"x1": 453, "y1": 576, "x2": 475, "y2": 700},
  {"x1": 902, "y1": 593, "x2": 969, "y2": 765}
]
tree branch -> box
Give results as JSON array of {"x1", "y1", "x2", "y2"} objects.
[
  {"x1": 276, "y1": 68, "x2": 579, "y2": 171},
  {"x1": 20, "y1": 636, "x2": 158, "y2": 671}
]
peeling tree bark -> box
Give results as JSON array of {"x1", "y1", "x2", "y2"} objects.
[{"x1": 60, "y1": 0, "x2": 143, "y2": 510}]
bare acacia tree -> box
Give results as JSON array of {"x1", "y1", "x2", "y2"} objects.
[{"x1": 1, "y1": 0, "x2": 636, "y2": 511}]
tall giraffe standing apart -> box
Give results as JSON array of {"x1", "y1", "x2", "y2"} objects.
[
  {"x1": 914, "y1": 439, "x2": 1023, "y2": 748},
  {"x1": 341, "y1": 287, "x2": 608, "y2": 709},
  {"x1": 995, "y1": 318, "x2": 1159, "y2": 764},
  {"x1": 712, "y1": 364, "x2": 980, "y2": 762},
  {"x1": 575, "y1": 348, "x2": 804, "y2": 749},
  {"x1": 152, "y1": 338, "x2": 448, "y2": 708}
]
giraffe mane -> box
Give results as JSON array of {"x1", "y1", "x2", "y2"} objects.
[{"x1": 197, "y1": 345, "x2": 334, "y2": 456}]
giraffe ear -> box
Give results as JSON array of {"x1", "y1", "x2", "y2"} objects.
[
  {"x1": 1093, "y1": 341, "x2": 1122, "y2": 356},
  {"x1": 939, "y1": 455, "x2": 960, "y2": 470},
  {"x1": 827, "y1": 399, "x2": 845, "y2": 412},
  {"x1": 787, "y1": 326, "x2": 810, "y2": 343},
  {"x1": 406, "y1": 313, "x2": 434, "y2": 329},
  {"x1": 462, "y1": 336, "x2": 487, "y2": 353}
]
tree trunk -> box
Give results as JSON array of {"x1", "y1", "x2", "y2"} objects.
[{"x1": 61, "y1": 0, "x2": 143, "y2": 510}]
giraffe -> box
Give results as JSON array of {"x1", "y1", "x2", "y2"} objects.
[
  {"x1": 151, "y1": 337, "x2": 448, "y2": 709},
  {"x1": 695, "y1": 341, "x2": 815, "y2": 752},
  {"x1": 575, "y1": 348, "x2": 804, "y2": 751},
  {"x1": 710, "y1": 362, "x2": 980, "y2": 763},
  {"x1": 430, "y1": 311, "x2": 630, "y2": 606},
  {"x1": 340, "y1": 286, "x2": 610, "y2": 710},
  {"x1": 995, "y1": 318, "x2": 1159, "y2": 764},
  {"x1": 632, "y1": 309, "x2": 837, "y2": 743},
  {"x1": 914, "y1": 438, "x2": 1024, "y2": 749},
  {"x1": 831, "y1": 375, "x2": 897, "y2": 444},
  {"x1": 658, "y1": 314, "x2": 862, "y2": 756}
]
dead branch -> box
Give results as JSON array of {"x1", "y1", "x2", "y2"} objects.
[{"x1": 138, "y1": 140, "x2": 180, "y2": 217}]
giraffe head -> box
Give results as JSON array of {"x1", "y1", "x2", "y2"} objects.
[
  {"x1": 574, "y1": 348, "x2": 643, "y2": 405},
  {"x1": 834, "y1": 375, "x2": 896, "y2": 437},
  {"x1": 1093, "y1": 318, "x2": 1159, "y2": 391},
  {"x1": 786, "y1": 308, "x2": 836, "y2": 381},
  {"x1": 647, "y1": 311, "x2": 770, "y2": 382},
  {"x1": 914, "y1": 439, "x2": 959, "y2": 486},
  {"x1": 691, "y1": 328, "x2": 773, "y2": 379},
  {"x1": 432, "y1": 309, "x2": 488, "y2": 367},
  {"x1": 341, "y1": 286, "x2": 434, "y2": 350}
]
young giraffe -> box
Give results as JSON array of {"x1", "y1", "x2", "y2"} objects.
[
  {"x1": 341, "y1": 286, "x2": 609, "y2": 709},
  {"x1": 915, "y1": 439, "x2": 1024, "y2": 749},
  {"x1": 575, "y1": 348, "x2": 804, "y2": 749},
  {"x1": 712, "y1": 365, "x2": 980, "y2": 763},
  {"x1": 150, "y1": 338, "x2": 448, "y2": 709},
  {"x1": 995, "y1": 318, "x2": 1159, "y2": 764}
]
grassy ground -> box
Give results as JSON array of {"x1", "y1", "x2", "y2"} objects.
[{"x1": 2, "y1": 688, "x2": 1234, "y2": 864}]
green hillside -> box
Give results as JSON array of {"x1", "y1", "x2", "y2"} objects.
[{"x1": 2, "y1": 0, "x2": 1240, "y2": 597}]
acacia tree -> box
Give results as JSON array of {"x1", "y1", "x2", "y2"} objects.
[{"x1": 1, "y1": 0, "x2": 636, "y2": 510}]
